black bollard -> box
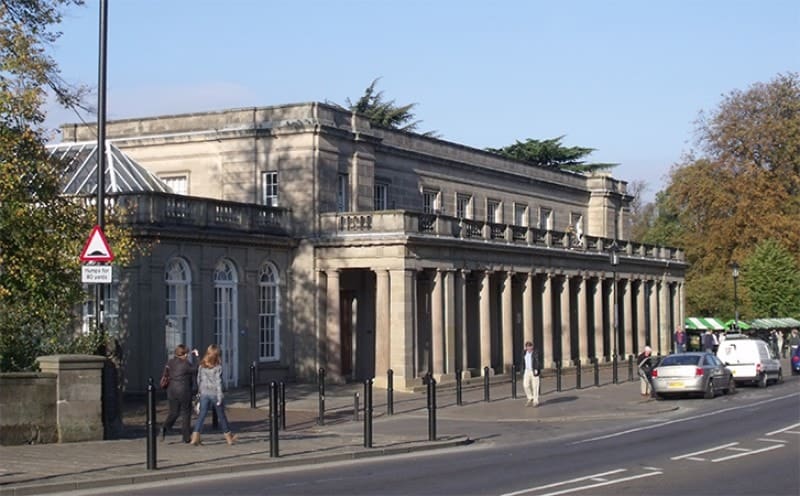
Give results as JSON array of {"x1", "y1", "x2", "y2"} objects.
[
  {"x1": 576, "y1": 359, "x2": 582, "y2": 390},
  {"x1": 594, "y1": 357, "x2": 600, "y2": 387},
  {"x1": 364, "y1": 379, "x2": 373, "y2": 448},
  {"x1": 426, "y1": 374, "x2": 437, "y2": 441},
  {"x1": 628, "y1": 355, "x2": 634, "y2": 382},
  {"x1": 483, "y1": 366, "x2": 490, "y2": 402},
  {"x1": 269, "y1": 381, "x2": 279, "y2": 458},
  {"x1": 612, "y1": 354, "x2": 619, "y2": 384},
  {"x1": 511, "y1": 364, "x2": 518, "y2": 399},
  {"x1": 556, "y1": 361, "x2": 562, "y2": 392},
  {"x1": 212, "y1": 405, "x2": 219, "y2": 430},
  {"x1": 317, "y1": 368, "x2": 325, "y2": 426},
  {"x1": 353, "y1": 392, "x2": 360, "y2": 422},
  {"x1": 279, "y1": 381, "x2": 286, "y2": 430},
  {"x1": 249, "y1": 362, "x2": 257, "y2": 409},
  {"x1": 455, "y1": 369, "x2": 463, "y2": 406},
  {"x1": 387, "y1": 369, "x2": 394, "y2": 416},
  {"x1": 146, "y1": 377, "x2": 157, "y2": 470}
]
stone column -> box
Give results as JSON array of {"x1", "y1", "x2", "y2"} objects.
[
  {"x1": 374, "y1": 269, "x2": 390, "y2": 388},
  {"x1": 502, "y1": 271, "x2": 514, "y2": 374},
  {"x1": 659, "y1": 278, "x2": 670, "y2": 356},
  {"x1": 593, "y1": 276, "x2": 604, "y2": 360},
  {"x1": 389, "y1": 269, "x2": 416, "y2": 389},
  {"x1": 669, "y1": 281, "x2": 679, "y2": 352},
  {"x1": 649, "y1": 279, "x2": 659, "y2": 353},
  {"x1": 36, "y1": 355, "x2": 106, "y2": 442},
  {"x1": 577, "y1": 275, "x2": 589, "y2": 364},
  {"x1": 431, "y1": 269, "x2": 444, "y2": 378},
  {"x1": 444, "y1": 270, "x2": 456, "y2": 376},
  {"x1": 622, "y1": 278, "x2": 634, "y2": 357},
  {"x1": 325, "y1": 269, "x2": 341, "y2": 380},
  {"x1": 636, "y1": 278, "x2": 647, "y2": 348},
  {"x1": 542, "y1": 273, "x2": 554, "y2": 368},
  {"x1": 479, "y1": 270, "x2": 492, "y2": 375},
  {"x1": 610, "y1": 274, "x2": 618, "y2": 361},
  {"x1": 458, "y1": 270, "x2": 468, "y2": 376},
  {"x1": 523, "y1": 272, "x2": 534, "y2": 347},
  {"x1": 560, "y1": 275, "x2": 571, "y2": 365}
]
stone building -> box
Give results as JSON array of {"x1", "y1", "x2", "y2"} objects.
[{"x1": 55, "y1": 102, "x2": 687, "y2": 392}]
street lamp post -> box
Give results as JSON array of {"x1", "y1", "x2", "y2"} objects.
[
  {"x1": 730, "y1": 261, "x2": 740, "y2": 332},
  {"x1": 609, "y1": 243, "x2": 620, "y2": 384}
]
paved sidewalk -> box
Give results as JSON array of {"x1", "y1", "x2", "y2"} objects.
[{"x1": 0, "y1": 364, "x2": 676, "y2": 496}]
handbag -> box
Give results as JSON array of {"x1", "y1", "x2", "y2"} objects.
[
  {"x1": 159, "y1": 366, "x2": 170, "y2": 389},
  {"x1": 193, "y1": 394, "x2": 200, "y2": 415}
]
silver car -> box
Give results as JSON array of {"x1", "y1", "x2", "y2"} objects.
[{"x1": 650, "y1": 352, "x2": 736, "y2": 399}]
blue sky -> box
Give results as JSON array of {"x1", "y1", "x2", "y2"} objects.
[{"x1": 45, "y1": 0, "x2": 799, "y2": 201}]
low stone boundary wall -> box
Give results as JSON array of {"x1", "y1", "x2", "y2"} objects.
[{"x1": 0, "y1": 372, "x2": 58, "y2": 445}]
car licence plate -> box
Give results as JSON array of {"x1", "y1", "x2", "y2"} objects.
[{"x1": 667, "y1": 381, "x2": 684, "y2": 388}]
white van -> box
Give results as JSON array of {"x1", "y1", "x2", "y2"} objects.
[{"x1": 716, "y1": 335, "x2": 782, "y2": 387}]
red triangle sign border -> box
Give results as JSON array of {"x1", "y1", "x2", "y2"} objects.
[{"x1": 79, "y1": 225, "x2": 115, "y2": 262}]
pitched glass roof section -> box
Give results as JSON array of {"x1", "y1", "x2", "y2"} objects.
[{"x1": 47, "y1": 141, "x2": 173, "y2": 195}]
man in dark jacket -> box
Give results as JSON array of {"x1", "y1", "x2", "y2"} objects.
[{"x1": 161, "y1": 344, "x2": 198, "y2": 443}]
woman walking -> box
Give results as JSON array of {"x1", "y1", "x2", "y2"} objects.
[
  {"x1": 191, "y1": 344, "x2": 238, "y2": 446},
  {"x1": 161, "y1": 344, "x2": 198, "y2": 443}
]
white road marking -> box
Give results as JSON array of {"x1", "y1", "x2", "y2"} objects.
[
  {"x1": 535, "y1": 471, "x2": 662, "y2": 496},
  {"x1": 643, "y1": 466, "x2": 662, "y2": 471},
  {"x1": 671, "y1": 442, "x2": 739, "y2": 460},
  {"x1": 711, "y1": 443, "x2": 784, "y2": 462},
  {"x1": 728, "y1": 447, "x2": 751, "y2": 452},
  {"x1": 687, "y1": 456, "x2": 706, "y2": 461},
  {"x1": 499, "y1": 469, "x2": 626, "y2": 496},
  {"x1": 765, "y1": 422, "x2": 800, "y2": 436},
  {"x1": 572, "y1": 392, "x2": 799, "y2": 445},
  {"x1": 758, "y1": 438, "x2": 788, "y2": 443}
]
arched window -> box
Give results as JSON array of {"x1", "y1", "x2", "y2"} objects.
[
  {"x1": 165, "y1": 257, "x2": 192, "y2": 360},
  {"x1": 214, "y1": 259, "x2": 239, "y2": 387},
  {"x1": 258, "y1": 262, "x2": 281, "y2": 361}
]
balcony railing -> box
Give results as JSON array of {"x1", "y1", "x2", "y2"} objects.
[
  {"x1": 322, "y1": 210, "x2": 685, "y2": 262},
  {"x1": 110, "y1": 192, "x2": 291, "y2": 234}
]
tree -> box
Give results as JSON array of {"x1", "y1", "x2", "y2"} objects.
[
  {"x1": 485, "y1": 136, "x2": 618, "y2": 173},
  {"x1": 345, "y1": 78, "x2": 438, "y2": 137},
  {"x1": 743, "y1": 239, "x2": 800, "y2": 319},
  {"x1": 640, "y1": 73, "x2": 800, "y2": 318},
  {"x1": 0, "y1": 0, "x2": 130, "y2": 371}
]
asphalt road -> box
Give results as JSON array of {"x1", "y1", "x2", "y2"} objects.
[{"x1": 71, "y1": 381, "x2": 800, "y2": 496}]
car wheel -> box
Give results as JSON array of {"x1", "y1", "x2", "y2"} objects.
[
  {"x1": 757, "y1": 372, "x2": 768, "y2": 388},
  {"x1": 725, "y1": 376, "x2": 736, "y2": 395},
  {"x1": 704, "y1": 379, "x2": 715, "y2": 399}
]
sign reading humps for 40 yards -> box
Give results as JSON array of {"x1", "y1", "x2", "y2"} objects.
[{"x1": 82, "y1": 265, "x2": 113, "y2": 284}]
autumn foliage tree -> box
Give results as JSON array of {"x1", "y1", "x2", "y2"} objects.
[
  {"x1": 646, "y1": 73, "x2": 800, "y2": 319},
  {"x1": 0, "y1": 0, "x2": 134, "y2": 371}
]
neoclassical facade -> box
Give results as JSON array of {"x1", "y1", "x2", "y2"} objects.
[{"x1": 59, "y1": 103, "x2": 687, "y2": 392}]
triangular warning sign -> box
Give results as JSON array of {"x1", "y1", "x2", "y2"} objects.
[{"x1": 80, "y1": 225, "x2": 115, "y2": 262}]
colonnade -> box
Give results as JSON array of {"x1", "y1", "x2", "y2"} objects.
[{"x1": 320, "y1": 267, "x2": 683, "y2": 389}]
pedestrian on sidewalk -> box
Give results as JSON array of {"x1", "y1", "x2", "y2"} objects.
[
  {"x1": 674, "y1": 327, "x2": 687, "y2": 353},
  {"x1": 191, "y1": 344, "x2": 238, "y2": 446},
  {"x1": 636, "y1": 346, "x2": 654, "y2": 398},
  {"x1": 521, "y1": 341, "x2": 541, "y2": 407},
  {"x1": 161, "y1": 344, "x2": 199, "y2": 443}
]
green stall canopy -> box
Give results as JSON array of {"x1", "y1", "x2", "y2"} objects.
[{"x1": 684, "y1": 317, "x2": 726, "y2": 331}]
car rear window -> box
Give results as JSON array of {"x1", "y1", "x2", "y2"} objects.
[{"x1": 660, "y1": 355, "x2": 701, "y2": 366}]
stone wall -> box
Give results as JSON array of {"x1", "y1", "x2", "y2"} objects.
[{"x1": 0, "y1": 372, "x2": 58, "y2": 445}]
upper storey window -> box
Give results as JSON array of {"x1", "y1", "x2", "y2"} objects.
[
  {"x1": 539, "y1": 207, "x2": 553, "y2": 230},
  {"x1": 262, "y1": 171, "x2": 278, "y2": 207},
  {"x1": 374, "y1": 183, "x2": 388, "y2": 210},
  {"x1": 337, "y1": 174, "x2": 349, "y2": 212},
  {"x1": 514, "y1": 203, "x2": 527, "y2": 226},
  {"x1": 456, "y1": 194, "x2": 472, "y2": 219},
  {"x1": 160, "y1": 174, "x2": 188, "y2": 195},
  {"x1": 423, "y1": 189, "x2": 439, "y2": 214},
  {"x1": 486, "y1": 200, "x2": 501, "y2": 223}
]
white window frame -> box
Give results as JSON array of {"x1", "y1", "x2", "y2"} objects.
[
  {"x1": 258, "y1": 262, "x2": 281, "y2": 361},
  {"x1": 514, "y1": 203, "x2": 528, "y2": 226},
  {"x1": 456, "y1": 194, "x2": 472, "y2": 219},
  {"x1": 159, "y1": 174, "x2": 189, "y2": 195},
  {"x1": 214, "y1": 259, "x2": 239, "y2": 388},
  {"x1": 337, "y1": 173, "x2": 349, "y2": 212},
  {"x1": 165, "y1": 257, "x2": 192, "y2": 360},
  {"x1": 539, "y1": 207, "x2": 553, "y2": 230},
  {"x1": 423, "y1": 189, "x2": 439, "y2": 214},
  {"x1": 262, "y1": 171, "x2": 278, "y2": 207},
  {"x1": 486, "y1": 199, "x2": 501, "y2": 223},
  {"x1": 374, "y1": 183, "x2": 388, "y2": 211}
]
